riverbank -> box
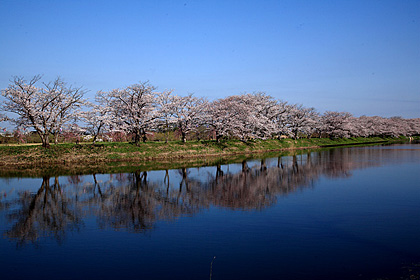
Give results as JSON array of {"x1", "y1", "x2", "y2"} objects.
[{"x1": 0, "y1": 136, "x2": 412, "y2": 177}]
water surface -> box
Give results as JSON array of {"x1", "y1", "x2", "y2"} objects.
[{"x1": 1, "y1": 144, "x2": 419, "y2": 279}]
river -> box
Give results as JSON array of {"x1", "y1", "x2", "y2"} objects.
[{"x1": 1, "y1": 144, "x2": 419, "y2": 280}]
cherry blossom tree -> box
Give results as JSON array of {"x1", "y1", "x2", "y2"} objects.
[
  {"x1": 154, "y1": 90, "x2": 176, "y2": 143},
  {"x1": 351, "y1": 115, "x2": 419, "y2": 138},
  {"x1": 82, "y1": 91, "x2": 114, "y2": 144},
  {"x1": 223, "y1": 93, "x2": 268, "y2": 141},
  {"x1": 306, "y1": 111, "x2": 322, "y2": 138},
  {"x1": 3, "y1": 75, "x2": 418, "y2": 145},
  {"x1": 353, "y1": 116, "x2": 374, "y2": 137},
  {"x1": 242, "y1": 92, "x2": 281, "y2": 139},
  {"x1": 387, "y1": 117, "x2": 410, "y2": 137},
  {"x1": 45, "y1": 79, "x2": 86, "y2": 144},
  {"x1": 407, "y1": 118, "x2": 420, "y2": 136},
  {"x1": 272, "y1": 100, "x2": 290, "y2": 138},
  {"x1": 102, "y1": 81, "x2": 157, "y2": 145},
  {"x1": 205, "y1": 95, "x2": 249, "y2": 142},
  {"x1": 206, "y1": 93, "x2": 289, "y2": 141},
  {"x1": 286, "y1": 104, "x2": 319, "y2": 139},
  {"x1": 171, "y1": 93, "x2": 207, "y2": 142},
  {"x1": 320, "y1": 111, "x2": 353, "y2": 138},
  {"x1": 365, "y1": 116, "x2": 388, "y2": 137},
  {"x1": 1, "y1": 76, "x2": 86, "y2": 147}
]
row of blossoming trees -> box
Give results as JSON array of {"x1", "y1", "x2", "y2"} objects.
[{"x1": 1, "y1": 76, "x2": 419, "y2": 147}]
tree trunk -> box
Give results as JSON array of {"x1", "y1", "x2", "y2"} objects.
[
  {"x1": 277, "y1": 157, "x2": 283, "y2": 169},
  {"x1": 165, "y1": 121, "x2": 169, "y2": 143},
  {"x1": 93, "y1": 124, "x2": 102, "y2": 145},
  {"x1": 139, "y1": 128, "x2": 147, "y2": 143},
  {"x1": 39, "y1": 132, "x2": 50, "y2": 148},
  {"x1": 292, "y1": 155, "x2": 299, "y2": 173},
  {"x1": 133, "y1": 130, "x2": 141, "y2": 145},
  {"x1": 260, "y1": 159, "x2": 267, "y2": 171},
  {"x1": 164, "y1": 169, "x2": 170, "y2": 194},
  {"x1": 241, "y1": 160, "x2": 249, "y2": 173},
  {"x1": 180, "y1": 168, "x2": 189, "y2": 192},
  {"x1": 216, "y1": 164, "x2": 224, "y2": 179}
]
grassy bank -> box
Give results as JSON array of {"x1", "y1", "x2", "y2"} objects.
[{"x1": 0, "y1": 136, "x2": 411, "y2": 177}]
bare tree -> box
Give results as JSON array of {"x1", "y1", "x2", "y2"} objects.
[{"x1": 1, "y1": 76, "x2": 86, "y2": 147}]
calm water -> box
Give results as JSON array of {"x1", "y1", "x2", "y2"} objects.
[{"x1": 1, "y1": 144, "x2": 419, "y2": 280}]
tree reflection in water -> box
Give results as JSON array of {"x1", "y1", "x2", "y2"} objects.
[
  {"x1": 2, "y1": 147, "x2": 395, "y2": 245},
  {"x1": 4, "y1": 176, "x2": 83, "y2": 246}
]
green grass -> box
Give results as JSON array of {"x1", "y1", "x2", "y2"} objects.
[{"x1": 0, "y1": 136, "x2": 414, "y2": 177}]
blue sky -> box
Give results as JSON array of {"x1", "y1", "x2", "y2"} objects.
[{"x1": 1, "y1": 0, "x2": 419, "y2": 118}]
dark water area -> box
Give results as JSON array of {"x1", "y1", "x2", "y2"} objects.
[{"x1": 1, "y1": 144, "x2": 419, "y2": 280}]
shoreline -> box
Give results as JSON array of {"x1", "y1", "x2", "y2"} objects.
[{"x1": 0, "y1": 137, "x2": 411, "y2": 177}]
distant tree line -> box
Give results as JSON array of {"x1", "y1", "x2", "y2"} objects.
[{"x1": 1, "y1": 76, "x2": 419, "y2": 147}]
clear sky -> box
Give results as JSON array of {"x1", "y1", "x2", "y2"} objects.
[{"x1": 1, "y1": 0, "x2": 419, "y2": 118}]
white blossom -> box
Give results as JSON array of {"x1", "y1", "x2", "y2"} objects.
[{"x1": 1, "y1": 76, "x2": 86, "y2": 147}]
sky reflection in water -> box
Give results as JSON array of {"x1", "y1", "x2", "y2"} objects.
[{"x1": 0, "y1": 144, "x2": 419, "y2": 280}]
